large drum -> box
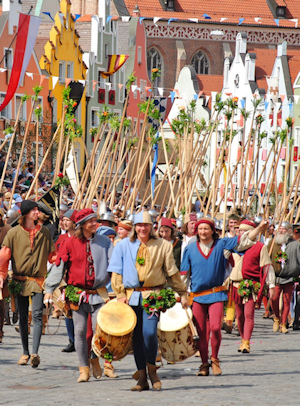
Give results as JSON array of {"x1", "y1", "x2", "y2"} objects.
[
  {"x1": 92, "y1": 301, "x2": 137, "y2": 361},
  {"x1": 157, "y1": 303, "x2": 197, "y2": 363}
]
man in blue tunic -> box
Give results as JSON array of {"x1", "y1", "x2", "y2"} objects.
[{"x1": 181, "y1": 217, "x2": 268, "y2": 376}]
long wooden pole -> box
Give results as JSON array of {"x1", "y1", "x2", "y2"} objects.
[
  {"x1": 221, "y1": 114, "x2": 234, "y2": 238},
  {"x1": 52, "y1": 108, "x2": 66, "y2": 185},
  {"x1": 0, "y1": 101, "x2": 23, "y2": 192},
  {"x1": 25, "y1": 123, "x2": 61, "y2": 198},
  {"x1": 8, "y1": 100, "x2": 35, "y2": 207},
  {"x1": 35, "y1": 119, "x2": 39, "y2": 200}
]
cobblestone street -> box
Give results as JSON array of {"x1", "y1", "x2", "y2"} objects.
[{"x1": 1, "y1": 310, "x2": 300, "y2": 406}]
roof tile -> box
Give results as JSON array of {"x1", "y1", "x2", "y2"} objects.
[{"x1": 121, "y1": 0, "x2": 299, "y2": 28}]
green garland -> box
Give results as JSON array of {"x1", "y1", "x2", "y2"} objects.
[
  {"x1": 103, "y1": 352, "x2": 113, "y2": 362},
  {"x1": 8, "y1": 280, "x2": 22, "y2": 296},
  {"x1": 274, "y1": 251, "x2": 287, "y2": 264},
  {"x1": 136, "y1": 257, "x2": 145, "y2": 265},
  {"x1": 64, "y1": 285, "x2": 83, "y2": 303},
  {"x1": 237, "y1": 279, "x2": 260, "y2": 299},
  {"x1": 142, "y1": 289, "x2": 176, "y2": 315}
]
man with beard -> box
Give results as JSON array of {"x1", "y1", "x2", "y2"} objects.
[{"x1": 270, "y1": 222, "x2": 300, "y2": 333}]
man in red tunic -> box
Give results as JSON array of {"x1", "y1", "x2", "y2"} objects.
[
  {"x1": 230, "y1": 220, "x2": 275, "y2": 353},
  {"x1": 44, "y1": 209, "x2": 113, "y2": 383}
]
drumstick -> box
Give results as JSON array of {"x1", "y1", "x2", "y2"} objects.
[
  {"x1": 184, "y1": 308, "x2": 200, "y2": 341},
  {"x1": 0, "y1": 288, "x2": 2, "y2": 301}
]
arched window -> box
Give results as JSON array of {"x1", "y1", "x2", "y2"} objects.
[
  {"x1": 147, "y1": 47, "x2": 163, "y2": 88},
  {"x1": 191, "y1": 50, "x2": 210, "y2": 74}
]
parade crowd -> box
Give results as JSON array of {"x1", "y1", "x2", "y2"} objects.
[{"x1": 1, "y1": 166, "x2": 300, "y2": 391}]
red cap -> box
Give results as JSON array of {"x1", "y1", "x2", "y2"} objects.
[
  {"x1": 75, "y1": 208, "x2": 97, "y2": 226},
  {"x1": 239, "y1": 219, "x2": 256, "y2": 231},
  {"x1": 159, "y1": 217, "x2": 174, "y2": 229},
  {"x1": 194, "y1": 218, "x2": 215, "y2": 234}
]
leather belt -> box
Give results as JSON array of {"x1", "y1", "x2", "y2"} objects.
[
  {"x1": 84, "y1": 288, "x2": 98, "y2": 295},
  {"x1": 14, "y1": 275, "x2": 45, "y2": 290},
  {"x1": 135, "y1": 284, "x2": 164, "y2": 292},
  {"x1": 189, "y1": 286, "x2": 227, "y2": 304}
]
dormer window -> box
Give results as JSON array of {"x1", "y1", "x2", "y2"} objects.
[
  {"x1": 165, "y1": 0, "x2": 175, "y2": 11},
  {"x1": 276, "y1": 6, "x2": 286, "y2": 18}
]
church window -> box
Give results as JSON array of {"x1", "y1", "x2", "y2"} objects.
[
  {"x1": 147, "y1": 47, "x2": 163, "y2": 87},
  {"x1": 191, "y1": 50, "x2": 210, "y2": 74}
]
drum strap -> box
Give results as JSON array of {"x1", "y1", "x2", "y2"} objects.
[
  {"x1": 189, "y1": 286, "x2": 227, "y2": 305},
  {"x1": 135, "y1": 284, "x2": 165, "y2": 292}
]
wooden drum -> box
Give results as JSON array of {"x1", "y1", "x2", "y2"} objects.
[
  {"x1": 157, "y1": 303, "x2": 197, "y2": 363},
  {"x1": 92, "y1": 301, "x2": 137, "y2": 361}
]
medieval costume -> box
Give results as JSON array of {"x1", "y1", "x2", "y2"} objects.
[
  {"x1": 181, "y1": 217, "x2": 257, "y2": 376},
  {"x1": 109, "y1": 211, "x2": 187, "y2": 391},
  {"x1": 230, "y1": 220, "x2": 275, "y2": 353},
  {"x1": 180, "y1": 213, "x2": 197, "y2": 261},
  {"x1": 0, "y1": 200, "x2": 56, "y2": 367},
  {"x1": 158, "y1": 217, "x2": 182, "y2": 269},
  {"x1": 45, "y1": 208, "x2": 113, "y2": 382},
  {"x1": 269, "y1": 222, "x2": 300, "y2": 333}
]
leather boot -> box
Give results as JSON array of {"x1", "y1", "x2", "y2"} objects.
[
  {"x1": 30, "y1": 354, "x2": 40, "y2": 368},
  {"x1": 131, "y1": 369, "x2": 149, "y2": 391},
  {"x1": 42, "y1": 314, "x2": 47, "y2": 335},
  {"x1": 196, "y1": 363, "x2": 210, "y2": 376},
  {"x1": 242, "y1": 340, "x2": 250, "y2": 353},
  {"x1": 280, "y1": 323, "x2": 289, "y2": 334},
  {"x1": 238, "y1": 339, "x2": 244, "y2": 352},
  {"x1": 77, "y1": 366, "x2": 91, "y2": 383},
  {"x1": 210, "y1": 357, "x2": 222, "y2": 376},
  {"x1": 18, "y1": 354, "x2": 30, "y2": 365},
  {"x1": 147, "y1": 362, "x2": 162, "y2": 390},
  {"x1": 89, "y1": 358, "x2": 102, "y2": 379},
  {"x1": 273, "y1": 317, "x2": 280, "y2": 332},
  {"x1": 62, "y1": 339, "x2": 75, "y2": 353},
  {"x1": 104, "y1": 361, "x2": 118, "y2": 378}
]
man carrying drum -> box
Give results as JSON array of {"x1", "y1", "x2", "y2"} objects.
[
  {"x1": 44, "y1": 208, "x2": 113, "y2": 383},
  {"x1": 108, "y1": 211, "x2": 188, "y2": 391},
  {"x1": 181, "y1": 217, "x2": 268, "y2": 377}
]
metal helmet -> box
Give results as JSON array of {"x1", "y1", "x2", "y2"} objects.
[
  {"x1": 176, "y1": 219, "x2": 183, "y2": 228},
  {"x1": 206, "y1": 214, "x2": 211, "y2": 219},
  {"x1": 100, "y1": 212, "x2": 117, "y2": 225},
  {"x1": 148, "y1": 209, "x2": 158, "y2": 218},
  {"x1": 215, "y1": 220, "x2": 222, "y2": 231},
  {"x1": 127, "y1": 214, "x2": 135, "y2": 223},
  {"x1": 281, "y1": 221, "x2": 292, "y2": 231},
  {"x1": 196, "y1": 212, "x2": 204, "y2": 220},
  {"x1": 254, "y1": 215, "x2": 263, "y2": 226},
  {"x1": 6, "y1": 209, "x2": 19, "y2": 225},
  {"x1": 59, "y1": 203, "x2": 69, "y2": 212}
]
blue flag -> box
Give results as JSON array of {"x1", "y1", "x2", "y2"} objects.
[
  {"x1": 151, "y1": 135, "x2": 159, "y2": 197},
  {"x1": 42, "y1": 12, "x2": 54, "y2": 21}
]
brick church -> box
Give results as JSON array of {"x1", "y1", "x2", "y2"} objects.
[{"x1": 70, "y1": 0, "x2": 300, "y2": 94}]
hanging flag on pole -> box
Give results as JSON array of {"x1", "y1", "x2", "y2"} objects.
[
  {"x1": 101, "y1": 55, "x2": 129, "y2": 79},
  {"x1": 151, "y1": 134, "x2": 159, "y2": 198},
  {"x1": 66, "y1": 150, "x2": 79, "y2": 194},
  {"x1": 0, "y1": 13, "x2": 41, "y2": 112}
]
